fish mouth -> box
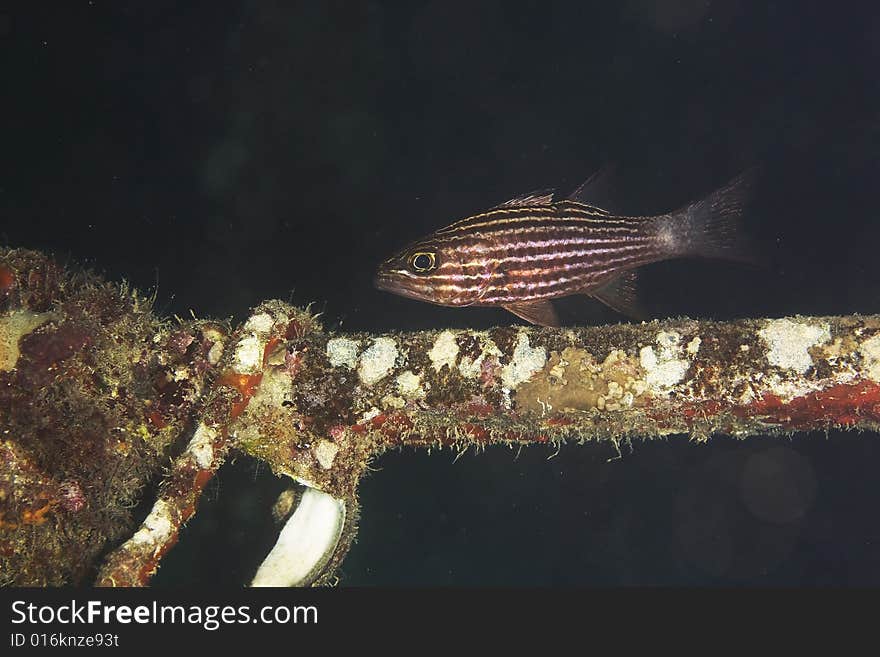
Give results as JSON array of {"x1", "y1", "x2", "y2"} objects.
[
  {"x1": 374, "y1": 271, "x2": 429, "y2": 302},
  {"x1": 373, "y1": 272, "x2": 395, "y2": 293}
]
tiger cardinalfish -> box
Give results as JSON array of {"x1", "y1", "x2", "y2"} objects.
[{"x1": 374, "y1": 170, "x2": 755, "y2": 326}]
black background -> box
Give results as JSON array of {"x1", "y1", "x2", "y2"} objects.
[{"x1": 3, "y1": 1, "x2": 880, "y2": 585}]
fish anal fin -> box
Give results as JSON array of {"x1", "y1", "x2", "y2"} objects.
[
  {"x1": 503, "y1": 300, "x2": 559, "y2": 327},
  {"x1": 589, "y1": 271, "x2": 648, "y2": 320},
  {"x1": 493, "y1": 189, "x2": 555, "y2": 209}
]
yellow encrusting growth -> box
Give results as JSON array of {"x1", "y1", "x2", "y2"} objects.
[
  {"x1": 515, "y1": 347, "x2": 648, "y2": 414},
  {"x1": 0, "y1": 310, "x2": 55, "y2": 371}
]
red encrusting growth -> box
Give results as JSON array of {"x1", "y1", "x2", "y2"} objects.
[
  {"x1": 218, "y1": 338, "x2": 283, "y2": 419},
  {"x1": 546, "y1": 416, "x2": 575, "y2": 427},
  {"x1": 740, "y1": 381, "x2": 880, "y2": 428},
  {"x1": 641, "y1": 381, "x2": 880, "y2": 436},
  {"x1": 465, "y1": 402, "x2": 496, "y2": 417},
  {"x1": 146, "y1": 409, "x2": 168, "y2": 429},
  {"x1": 0, "y1": 264, "x2": 14, "y2": 295},
  {"x1": 219, "y1": 371, "x2": 264, "y2": 419},
  {"x1": 285, "y1": 320, "x2": 306, "y2": 340},
  {"x1": 461, "y1": 423, "x2": 489, "y2": 441}
]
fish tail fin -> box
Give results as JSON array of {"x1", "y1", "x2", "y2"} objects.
[{"x1": 657, "y1": 169, "x2": 760, "y2": 264}]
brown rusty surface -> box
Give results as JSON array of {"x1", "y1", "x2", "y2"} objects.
[{"x1": 0, "y1": 248, "x2": 223, "y2": 585}]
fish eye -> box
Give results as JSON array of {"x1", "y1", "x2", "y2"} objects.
[{"x1": 409, "y1": 251, "x2": 436, "y2": 273}]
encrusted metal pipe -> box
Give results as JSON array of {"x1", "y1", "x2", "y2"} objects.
[
  {"x1": 230, "y1": 309, "x2": 880, "y2": 497},
  {"x1": 3, "y1": 248, "x2": 879, "y2": 586}
]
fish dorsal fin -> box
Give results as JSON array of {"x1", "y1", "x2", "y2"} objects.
[
  {"x1": 588, "y1": 270, "x2": 648, "y2": 320},
  {"x1": 435, "y1": 188, "x2": 558, "y2": 235},
  {"x1": 568, "y1": 165, "x2": 619, "y2": 213},
  {"x1": 502, "y1": 300, "x2": 559, "y2": 327},
  {"x1": 492, "y1": 188, "x2": 555, "y2": 209},
  {"x1": 557, "y1": 199, "x2": 611, "y2": 215}
]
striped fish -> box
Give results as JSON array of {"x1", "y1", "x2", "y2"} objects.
[{"x1": 375, "y1": 170, "x2": 754, "y2": 326}]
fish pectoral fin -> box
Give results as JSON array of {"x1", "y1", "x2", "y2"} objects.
[
  {"x1": 492, "y1": 188, "x2": 556, "y2": 209},
  {"x1": 588, "y1": 271, "x2": 648, "y2": 320},
  {"x1": 503, "y1": 300, "x2": 560, "y2": 327}
]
